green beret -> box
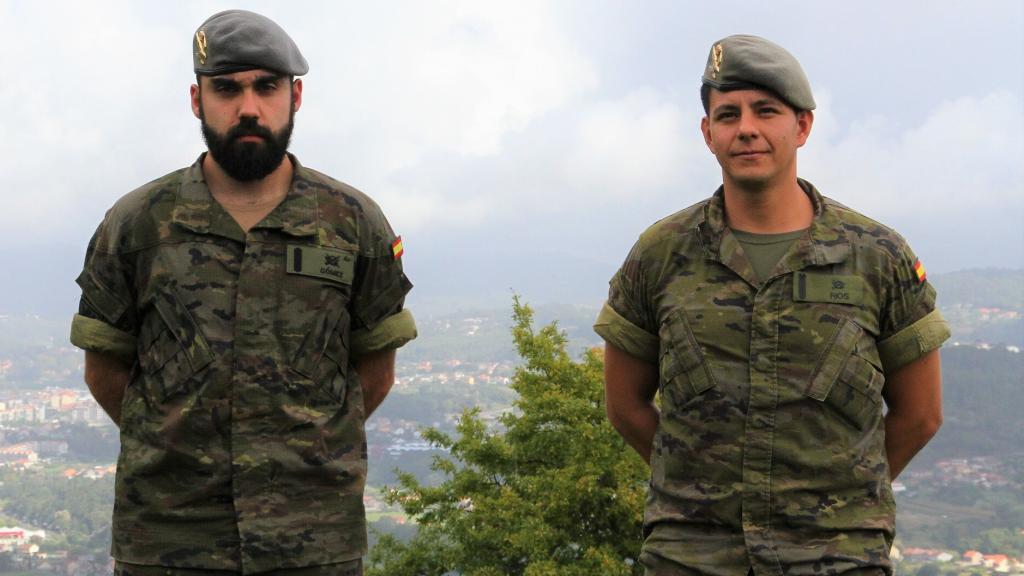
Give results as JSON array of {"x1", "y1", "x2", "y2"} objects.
[
  {"x1": 702, "y1": 34, "x2": 815, "y2": 111},
  {"x1": 193, "y1": 10, "x2": 308, "y2": 77}
]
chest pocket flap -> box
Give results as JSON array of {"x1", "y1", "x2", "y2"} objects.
[
  {"x1": 150, "y1": 289, "x2": 214, "y2": 373},
  {"x1": 137, "y1": 287, "x2": 214, "y2": 401},
  {"x1": 806, "y1": 317, "x2": 885, "y2": 430},
  {"x1": 660, "y1": 309, "x2": 717, "y2": 398}
]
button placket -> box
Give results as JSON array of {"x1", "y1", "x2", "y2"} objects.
[{"x1": 741, "y1": 279, "x2": 784, "y2": 576}]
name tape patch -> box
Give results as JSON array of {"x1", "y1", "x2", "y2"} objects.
[
  {"x1": 286, "y1": 245, "x2": 355, "y2": 285},
  {"x1": 794, "y1": 272, "x2": 864, "y2": 305}
]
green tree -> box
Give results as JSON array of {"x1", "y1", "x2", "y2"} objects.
[
  {"x1": 368, "y1": 298, "x2": 648, "y2": 576},
  {"x1": 914, "y1": 564, "x2": 939, "y2": 576}
]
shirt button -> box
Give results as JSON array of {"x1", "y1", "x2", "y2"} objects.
[{"x1": 756, "y1": 356, "x2": 772, "y2": 372}]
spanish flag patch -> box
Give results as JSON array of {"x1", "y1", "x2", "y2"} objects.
[
  {"x1": 391, "y1": 236, "x2": 404, "y2": 260},
  {"x1": 913, "y1": 259, "x2": 927, "y2": 283}
]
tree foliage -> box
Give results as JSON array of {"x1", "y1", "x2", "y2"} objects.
[
  {"x1": 0, "y1": 469, "x2": 113, "y2": 553},
  {"x1": 368, "y1": 298, "x2": 648, "y2": 576},
  {"x1": 913, "y1": 347, "x2": 1024, "y2": 464}
]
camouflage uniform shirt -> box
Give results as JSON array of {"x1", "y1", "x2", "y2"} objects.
[
  {"x1": 595, "y1": 180, "x2": 949, "y2": 575},
  {"x1": 70, "y1": 155, "x2": 416, "y2": 573}
]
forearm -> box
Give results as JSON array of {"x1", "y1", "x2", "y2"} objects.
[
  {"x1": 884, "y1": 410, "x2": 940, "y2": 479},
  {"x1": 882, "y1": 349, "x2": 943, "y2": 479},
  {"x1": 603, "y1": 342, "x2": 660, "y2": 465},
  {"x1": 83, "y1": 351, "x2": 131, "y2": 427},
  {"x1": 609, "y1": 402, "x2": 659, "y2": 464},
  {"x1": 355, "y1": 348, "x2": 397, "y2": 417}
]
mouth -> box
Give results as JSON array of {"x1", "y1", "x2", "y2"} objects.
[{"x1": 733, "y1": 148, "x2": 770, "y2": 159}]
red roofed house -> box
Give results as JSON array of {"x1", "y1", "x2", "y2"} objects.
[
  {"x1": 982, "y1": 554, "x2": 1010, "y2": 572},
  {"x1": 0, "y1": 529, "x2": 24, "y2": 552},
  {"x1": 0, "y1": 526, "x2": 45, "y2": 552},
  {"x1": 963, "y1": 550, "x2": 983, "y2": 565}
]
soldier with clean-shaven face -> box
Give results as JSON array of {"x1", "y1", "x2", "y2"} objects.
[
  {"x1": 596, "y1": 35, "x2": 949, "y2": 575},
  {"x1": 71, "y1": 10, "x2": 416, "y2": 575}
]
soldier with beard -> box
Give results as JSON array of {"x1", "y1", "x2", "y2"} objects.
[{"x1": 70, "y1": 10, "x2": 416, "y2": 575}]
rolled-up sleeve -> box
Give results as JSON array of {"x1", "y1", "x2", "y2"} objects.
[
  {"x1": 594, "y1": 238, "x2": 659, "y2": 364},
  {"x1": 877, "y1": 242, "x2": 950, "y2": 373},
  {"x1": 594, "y1": 302, "x2": 658, "y2": 364},
  {"x1": 877, "y1": 308, "x2": 950, "y2": 373},
  {"x1": 351, "y1": 308, "x2": 417, "y2": 356},
  {"x1": 70, "y1": 314, "x2": 136, "y2": 364},
  {"x1": 70, "y1": 218, "x2": 139, "y2": 361},
  {"x1": 348, "y1": 206, "x2": 416, "y2": 355}
]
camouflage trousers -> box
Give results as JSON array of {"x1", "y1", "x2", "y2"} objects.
[
  {"x1": 642, "y1": 553, "x2": 885, "y2": 576},
  {"x1": 114, "y1": 558, "x2": 362, "y2": 576}
]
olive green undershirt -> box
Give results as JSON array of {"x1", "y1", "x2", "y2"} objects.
[{"x1": 731, "y1": 228, "x2": 808, "y2": 283}]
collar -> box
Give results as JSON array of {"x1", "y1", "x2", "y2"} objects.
[
  {"x1": 171, "y1": 153, "x2": 319, "y2": 240},
  {"x1": 697, "y1": 179, "x2": 851, "y2": 283}
]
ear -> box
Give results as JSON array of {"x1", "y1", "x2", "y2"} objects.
[
  {"x1": 291, "y1": 78, "x2": 303, "y2": 113},
  {"x1": 795, "y1": 110, "x2": 814, "y2": 147},
  {"x1": 190, "y1": 83, "x2": 201, "y2": 119},
  {"x1": 700, "y1": 115, "x2": 714, "y2": 153}
]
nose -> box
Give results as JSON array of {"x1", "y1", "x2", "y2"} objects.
[
  {"x1": 238, "y1": 87, "x2": 260, "y2": 120},
  {"x1": 737, "y1": 110, "x2": 758, "y2": 140}
]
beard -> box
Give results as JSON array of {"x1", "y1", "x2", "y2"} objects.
[{"x1": 201, "y1": 110, "x2": 294, "y2": 182}]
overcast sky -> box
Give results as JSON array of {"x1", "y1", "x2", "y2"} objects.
[{"x1": 1, "y1": 0, "x2": 1021, "y2": 316}]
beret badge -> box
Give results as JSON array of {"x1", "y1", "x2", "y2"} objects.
[
  {"x1": 195, "y1": 30, "x2": 208, "y2": 65},
  {"x1": 711, "y1": 43, "x2": 724, "y2": 80}
]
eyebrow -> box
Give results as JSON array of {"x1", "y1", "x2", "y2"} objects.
[{"x1": 711, "y1": 103, "x2": 740, "y2": 116}]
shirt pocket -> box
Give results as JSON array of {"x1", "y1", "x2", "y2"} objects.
[
  {"x1": 137, "y1": 287, "x2": 214, "y2": 401},
  {"x1": 805, "y1": 316, "x2": 885, "y2": 431},
  {"x1": 658, "y1": 308, "x2": 718, "y2": 411},
  {"x1": 288, "y1": 285, "x2": 352, "y2": 403}
]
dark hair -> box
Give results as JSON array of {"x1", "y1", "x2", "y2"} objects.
[
  {"x1": 700, "y1": 84, "x2": 713, "y2": 115},
  {"x1": 700, "y1": 83, "x2": 803, "y2": 115}
]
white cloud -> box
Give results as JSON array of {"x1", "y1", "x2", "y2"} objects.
[
  {"x1": 0, "y1": 2, "x2": 598, "y2": 241},
  {"x1": 294, "y1": 1, "x2": 597, "y2": 186},
  {"x1": 564, "y1": 88, "x2": 702, "y2": 200},
  {"x1": 0, "y1": 1, "x2": 1020, "y2": 276},
  {"x1": 803, "y1": 91, "x2": 1024, "y2": 223},
  {"x1": 0, "y1": 3, "x2": 191, "y2": 236}
]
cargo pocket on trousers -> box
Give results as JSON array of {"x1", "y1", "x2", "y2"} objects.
[
  {"x1": 658, "y1": 309, "x2": 717, "y2": 411},
  {"x1": 138, "y1": 287, "x2": 214, "y2": 401},
  {"x1": 806, "y1": 317, "x2": 884, "y2": 431}
]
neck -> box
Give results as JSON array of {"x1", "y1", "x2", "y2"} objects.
[
  {"x1": 202, "y1": 153, "x2": 294, "y2": 206},
  {"x1": 202, "y1": 153, "x2": 294, "y2": 232},
  {"x1": 722, "y1": 175, "x2": 813, "y2": 233}
]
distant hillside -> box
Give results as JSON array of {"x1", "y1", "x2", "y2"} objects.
[
  {"x1": 0, "y1": 314, "x2": 71, "y2": 349},
  {"x1": 400, "y1": 303, "x2": 602, "y2": 364},
  {"x1": 912, "y1": 345, "x2": 1024, "y2": 465},
  {"x1": 932, "y1": 268, "x2": 1024, "y2": 310},
  {"x1": 931, "y1": 269, "x2": 1024, "y2": 347}
]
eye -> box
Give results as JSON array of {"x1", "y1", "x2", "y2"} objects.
[
  {"x1": 715, "y1": 111, "x2": 738, "y2": 121},
  {"x1": 255, "y1": 80, "x2": 279, "y2": 93},
  {"x1": 213, "y1": 83, "x2": 240, "y2": 94}
]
